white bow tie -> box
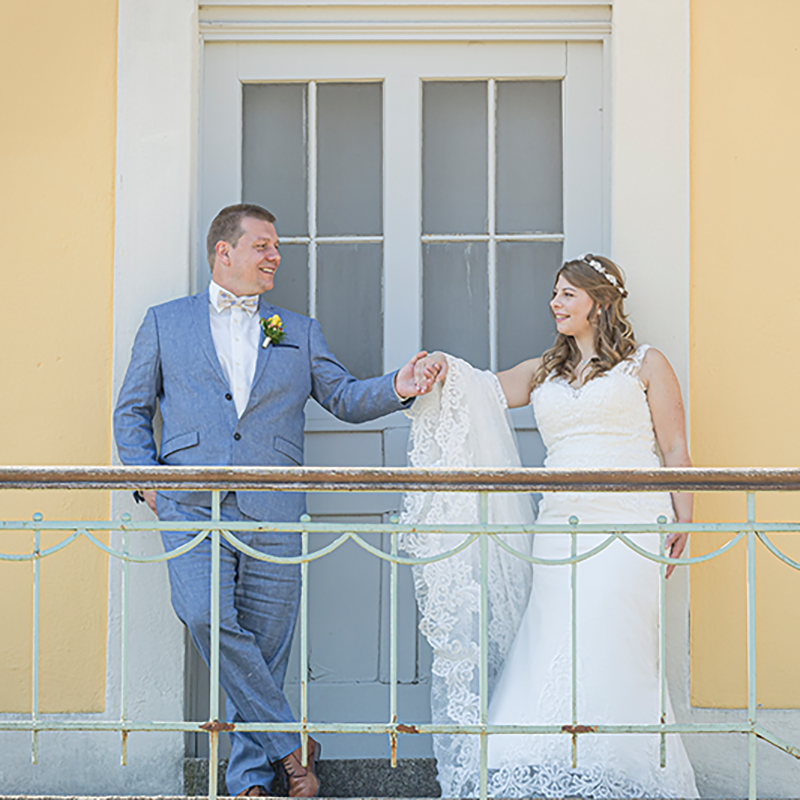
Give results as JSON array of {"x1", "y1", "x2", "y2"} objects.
[{"x1": 217, "y1": 290, "x2": 259, "y2": 315}]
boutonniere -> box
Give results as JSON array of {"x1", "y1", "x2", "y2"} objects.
[{"x1": 260, "y1": 314, "x2": 287, "y2": 348}]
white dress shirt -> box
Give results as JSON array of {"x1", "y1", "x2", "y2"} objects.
[{"x1": 208, "y1": 280, "x2": 262, "y2": 417}]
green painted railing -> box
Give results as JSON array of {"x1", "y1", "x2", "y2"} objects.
[{"x1": 2, "y1": 466, "x2": 800, "y2": 800}]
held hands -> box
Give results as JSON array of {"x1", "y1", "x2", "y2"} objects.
[{"x1": 394, "y1": 351, "x2": 449, "y2": 398}]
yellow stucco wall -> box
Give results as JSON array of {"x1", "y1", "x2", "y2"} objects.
[
  {"x1": 0, "y1": 2, "x2": 117, "y2": 711},
  {"x1": 690, "y1": 0, "x2": 800, "y2": 707}
]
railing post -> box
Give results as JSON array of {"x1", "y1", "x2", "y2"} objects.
[
  {"x1": 121, "y1": 517, "x2": 131, "y2": 766},
  {"x1": 208, "y1": 490, "x2": 222, "y2": 800},
  {"x1": 300, "y1": 513, "x2": 311, "y2": 767},
  {"x1": 31, "y1": 513, "x2": 42, "y2": 765},
  {"x1": 569, "y1": 515, "x2": 578, "y2": 768},
  {"x1": 390, "y1": 515, "x2": 399, "y2": 767},
  {"x1": 658, "y1": 516, "x2": 667, "y2": 768},
  {"x1": 479, "y1": 492, "x2": 490, "y2": 800},
  {"x1": 746, "y1": 492, "x2": 757, "y2": 800}
]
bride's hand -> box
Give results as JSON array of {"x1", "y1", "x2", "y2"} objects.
[
  {"x1": 665, "y1": 531, "x2": 688, "y2": 579},
  {"x1": 414, "y1": 352, "x2": 448, "y2": 391}
]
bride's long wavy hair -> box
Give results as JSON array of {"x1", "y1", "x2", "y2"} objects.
[{"x1": 533, "y1": 255, "x2": 637, "y2": 388}]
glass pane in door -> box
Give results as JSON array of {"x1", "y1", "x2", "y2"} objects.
[
  {"x1": 242, "y1": 82, "x2": 384, "y2": 376},
  {"x1": 242, "y1": 83, "x2": 308, "y2": 236},
  {"x1": 496, "y1": 242, "x2": 560, "y2": 370},
  {"x1": 421, "y1": 79, "x2": 563, "y2": 372},
  {"x1": 317, "y1": 243, "x2": 383, "y2": 379},
  {"x1": 422, "y1": 241, "x2": 489, "y2": 368},
  {"x1": 317, "y1": 82, "x2": 383, "y2": 237},
  {"x1": 243, "y1": 83, "x2": 309, "y2": 316},
  {"x1": 496, "y1": 80, "x2": 562, "y2": 234},
  {"x1": 270, "y1": 244, "x2": 309, "y2": 317},
  {"x1": 422, "y1": 82, "x2": 488, "y2": 235}
]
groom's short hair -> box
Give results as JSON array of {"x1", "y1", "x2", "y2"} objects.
[{"x1": 207, "y1": 203, "x2": 277, "y2": 267}]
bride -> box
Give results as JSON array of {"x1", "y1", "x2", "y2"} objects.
[{"x1": 400, "y1": 254, "x2": 699, "y2": 798}]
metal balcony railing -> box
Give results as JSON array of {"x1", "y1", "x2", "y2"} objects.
[{"x1": 2, "y1": 466, "x2": 800, "y2": 800}]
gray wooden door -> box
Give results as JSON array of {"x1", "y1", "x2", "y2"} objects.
[{"x1": 190, "y1": 39, "x2": 605, "y2": 760}]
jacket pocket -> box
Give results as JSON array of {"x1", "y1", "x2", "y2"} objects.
[
  {"x1": 161, "y1": 430, "x2": 200, "y2": 459},
  {"x1": 274, "y1": 435, "x2": 303, "y2": 465}
]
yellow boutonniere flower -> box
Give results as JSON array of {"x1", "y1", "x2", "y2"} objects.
[{"x1": 260, "y1": 314, "x2": 287, "y2": 348}]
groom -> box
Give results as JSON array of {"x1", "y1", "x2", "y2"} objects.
[{"x1": 114, "y1": 203, "x2": 433, "y2": 797}]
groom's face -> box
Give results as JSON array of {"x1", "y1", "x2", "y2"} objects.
[{"x1": 214, "y1": 216, "x2": 281, "y2": 296}]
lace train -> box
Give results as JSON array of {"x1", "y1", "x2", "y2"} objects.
[{"x1": 400, "y1": 356, "x2": 533, "y2": 798}]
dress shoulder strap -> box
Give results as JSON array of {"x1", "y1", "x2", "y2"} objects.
[{"x1": 618, "y1": 344, "x2": 651, "y2": 378}]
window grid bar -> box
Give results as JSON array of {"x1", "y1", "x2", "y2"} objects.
[
  {"x1": 487, "y1": 79, "x2": 498, "y2": 373},
  {"x1": 307, "y1": 81, "x2": 318, "y2": 319},
  {"x1": 421, "y1": 233, "x2": 564, "y2": 243},
  {"x1": 281, "y1": 236, "x2": 384, "y2": 245}
]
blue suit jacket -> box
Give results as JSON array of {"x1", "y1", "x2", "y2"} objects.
[{"x1": 113, "y1": 290, "x2": 405, "y2": 520}]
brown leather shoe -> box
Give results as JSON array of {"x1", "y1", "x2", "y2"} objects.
[
  {"x1": 278, "y1": 737, "x2": 321, "y2": 797},
  {"x1": 236, "y1": 787, "x2": 269, "y2": 797}
]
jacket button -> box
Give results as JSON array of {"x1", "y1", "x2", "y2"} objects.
[
  {"x1": 225, "y1": 393, "x2": 233, "y2": 401},
  {"x1": 233, "y1": 432, "x2": 241, "y2": 441}
]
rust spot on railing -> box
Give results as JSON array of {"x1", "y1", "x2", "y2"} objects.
[
  {"x1": 396, "y1": 723, "x2": 419, "y2": 734},
  {"x1": 200, "y1": 719, "x2": 235, "y2": 732},
  {"x1": 561, "y1": 724, "x2": 597, "y2": 734}
]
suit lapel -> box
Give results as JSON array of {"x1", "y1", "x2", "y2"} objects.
[
  {"x1": 248, "y1": 296, "x2": 277, "y2": 400},
  {"x1": 189, "y1": 290, "x2": 229, "y2": 387}
]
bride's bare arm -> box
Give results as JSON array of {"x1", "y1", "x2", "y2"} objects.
[
  {"x1": 640, "y1": 348, "x2": 692, "y2": 577},
  {"x1": 413, "y1": 353, "x2": 540, "y2": 409},
  {"x1": 496, "y1": 358, "x2": 541, "y2": 409}
]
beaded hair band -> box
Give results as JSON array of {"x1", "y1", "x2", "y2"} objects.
[{"x1": 577, "y1": 253, "x2": 625, "y2": 294}]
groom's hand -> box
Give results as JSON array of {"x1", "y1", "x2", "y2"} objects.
[
  {"x1": 142, "y1": 490, "x2": 158, "y2": 516},
  {"x1": 395, "y1": 351, "x2": 442, "y2": 398}
]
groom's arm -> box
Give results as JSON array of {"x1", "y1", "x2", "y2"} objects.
[
  {"x1": 113, "y1": 308, "x2": 163, "y2": 467},
  {"x1": 307, "y1": 319, "x2": 430, "y2": 423}
]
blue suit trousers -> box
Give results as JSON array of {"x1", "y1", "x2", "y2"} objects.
[{"x1": 158, "y1": 494, "x2": 301, "y2": 794}]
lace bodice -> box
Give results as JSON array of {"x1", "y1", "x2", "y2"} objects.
[{"x1": 533, "y1": 345, "x2": 660, "y2": 469}]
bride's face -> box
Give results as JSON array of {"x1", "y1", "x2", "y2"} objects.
[{"x1": 550, "y1": 274, "x2": 596, "y2": 337}]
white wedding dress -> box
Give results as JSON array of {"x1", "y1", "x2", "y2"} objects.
[{"x1": 401, "y1": 347, "x2": 699, "y2": 799}]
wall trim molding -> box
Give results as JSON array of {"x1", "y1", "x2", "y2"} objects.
[{"x1": 199, "y1": 20, "x2": 611, "y2": 41}]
